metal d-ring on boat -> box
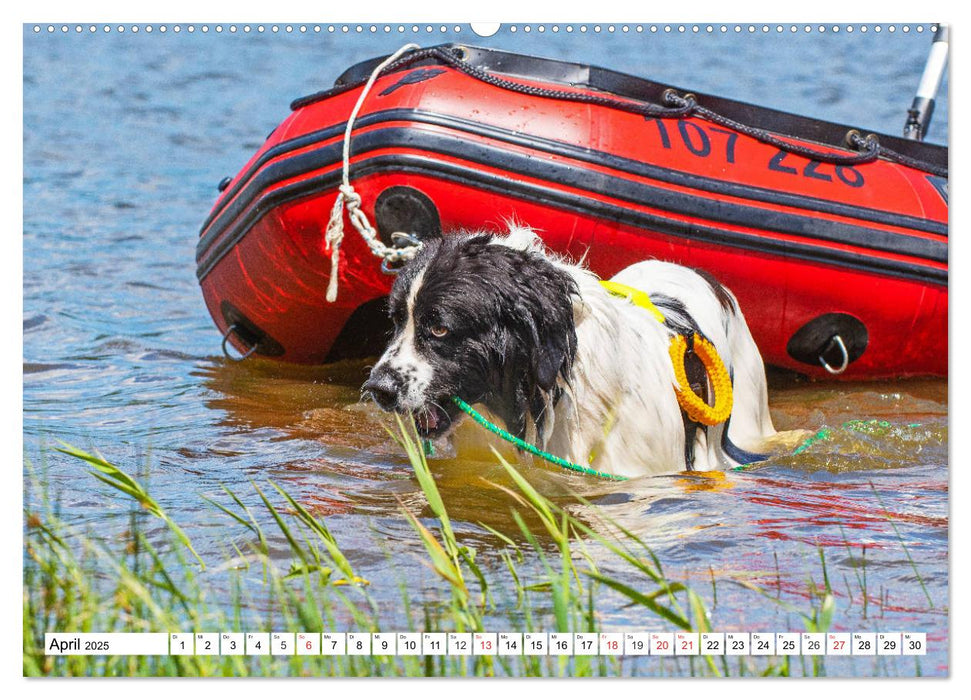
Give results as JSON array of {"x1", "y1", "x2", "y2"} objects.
[
  {"x1": 819, "y1": 335, "x2": 850, "y2": 376},
  {"x1": 221, "y1": 324, "x2": 258, "y2": 362}
]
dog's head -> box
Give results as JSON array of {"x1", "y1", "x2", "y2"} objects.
[{"x1": 363, "y1": 230, "x2": 579, "y2": 440}]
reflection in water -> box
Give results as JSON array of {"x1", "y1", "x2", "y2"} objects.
[{"x1": 197, "y1": 357, "x2": 947, "y2": 584}]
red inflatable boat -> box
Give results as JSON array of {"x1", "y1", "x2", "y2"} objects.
[{"x1": 197, "y1": 44, "x2": 948, "y2": 380}]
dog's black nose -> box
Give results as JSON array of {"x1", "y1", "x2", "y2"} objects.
[{"x1": 363, "y1": 367, "x2": 401, "y2": 412}]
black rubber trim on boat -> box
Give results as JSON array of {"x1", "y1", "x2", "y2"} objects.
[
  {"x1": 196, "y1": 126, "x2": 948, "y2": 273},
  {"x1": 195, "y1": 153, "x2": 948, "y2": 289},
  {"x1": 200, "y1": 109, "x2": 947, "y2": 242},
  {"x1": 292, "y1": 43, "x2": 948, "y2": 173}
]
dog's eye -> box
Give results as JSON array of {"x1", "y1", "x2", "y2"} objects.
[{"x1": 430, "y1": 326, "x2": 449, "y2": 338}]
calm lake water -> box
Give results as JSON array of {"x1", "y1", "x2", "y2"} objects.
[{"x1": 23, "y1": 23, "x2": 948, "y2": 676}]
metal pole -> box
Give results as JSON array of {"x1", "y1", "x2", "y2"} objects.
[{"x1": 903, "y1": 24, "x2": 949, "y2": 141}]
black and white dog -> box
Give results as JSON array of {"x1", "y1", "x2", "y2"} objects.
[{"x1": 364, "y1": 225, "x2": 779, "y2": 478}]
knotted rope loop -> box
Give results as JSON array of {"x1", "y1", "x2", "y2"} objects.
[
  {"x1": 324, "y1": 43, "x2": 424, "y2": 302},
  {"x1": 660, "y1": 89, "x2": 698, "y2": 116},
  {"x1": 845, "y1": 129, "x2": 881, "y2": 157}
]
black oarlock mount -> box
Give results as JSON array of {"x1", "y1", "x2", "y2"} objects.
[{"x1": 904, "y1": 24, "x2": 948, "y2": 141}]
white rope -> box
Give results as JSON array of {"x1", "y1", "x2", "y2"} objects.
[{"x1": 325, "y1": 43, "x2": 423, "y2": 302}]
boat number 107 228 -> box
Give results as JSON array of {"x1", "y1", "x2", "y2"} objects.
[{"x1": 647, "y1": 118, "x2": 865, "y2": 188}]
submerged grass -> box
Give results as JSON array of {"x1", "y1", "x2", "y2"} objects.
[{"x1": 23, "y1": 423, "x2": 917, "y2": 677}]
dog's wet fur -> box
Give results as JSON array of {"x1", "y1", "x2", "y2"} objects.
[{"x1": 364, "y1": 226, "x2": 779, "y2": 478}]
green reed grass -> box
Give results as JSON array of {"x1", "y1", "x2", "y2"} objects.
[{"x1": 23, "y1": 424, "x2": 925, "y2": 677}]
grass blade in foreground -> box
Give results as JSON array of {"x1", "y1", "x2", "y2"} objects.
[{"x1": 56, "y1": 443, "x2": 205, "y2": 569}]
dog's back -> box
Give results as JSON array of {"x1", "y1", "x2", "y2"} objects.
[{"x1": 608, "y1": 260, "x2": 776, "y2": 470}]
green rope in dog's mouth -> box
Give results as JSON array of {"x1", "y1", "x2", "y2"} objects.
[
  {"x1": 425, "y1": 399, "x2": 922, "y2": 480},
  {"x1": 449, "y1": 396, "x2": 629, "y2": 481}
]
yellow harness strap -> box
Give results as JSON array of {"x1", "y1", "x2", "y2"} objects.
[
  {"x1": 599, "y1": 279, "x2": 734, "y2": 426},
  {"x1": 599, "y1": 280, "x2": 666, "y2": 323}
]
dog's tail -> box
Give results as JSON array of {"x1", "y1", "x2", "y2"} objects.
[
  {"x1": 720, "y1": 413, "x2": 770, "y2": 466},
  {"x1": 720, "y1": 365, "x2": 771, "y2": 467}
]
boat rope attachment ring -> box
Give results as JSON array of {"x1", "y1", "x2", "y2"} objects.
[
  {"x1": 221, "y1": 324, "x2": 259, "y2": 362},
  {"x1": 819, "y1": 334, "x2": 850, "y2": 375},
  {"x1": 324, "y1": 42, "x2": 424, "y2": 303},
  {"x1": 380, "y1": 232, "x2": 422, "y2": 275}
]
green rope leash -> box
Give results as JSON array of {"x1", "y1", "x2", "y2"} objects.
[
  {"x1": 791, "y1": 419, "x2": 923, "y2": 456},
  {"x1": 791, "y1": 427, "x2": 833, "y2": 456},
  {"x1": 729, "y1": 425, "x2": 830, "y2": 471},
  {"x1": 450, "y1": 396, "x2": 630, "y2": 482},
  {"x1": 444, "y1": 397, "x2": 923, "y2": 479},
  {"x1": 732, "y1": 418, "x2": 925, "y2": 471}
]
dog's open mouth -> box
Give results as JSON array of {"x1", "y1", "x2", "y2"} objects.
[{"x1": 411, "y1": 400, "x2": 460, "y2": 439}]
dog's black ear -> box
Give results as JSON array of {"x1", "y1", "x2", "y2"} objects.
[
  {"x1": 531, "y1": 329, "x2": 572, "y2": 392},
  {"x1": 518, "y1": 259, "x2": 578, "y2": 393}
]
